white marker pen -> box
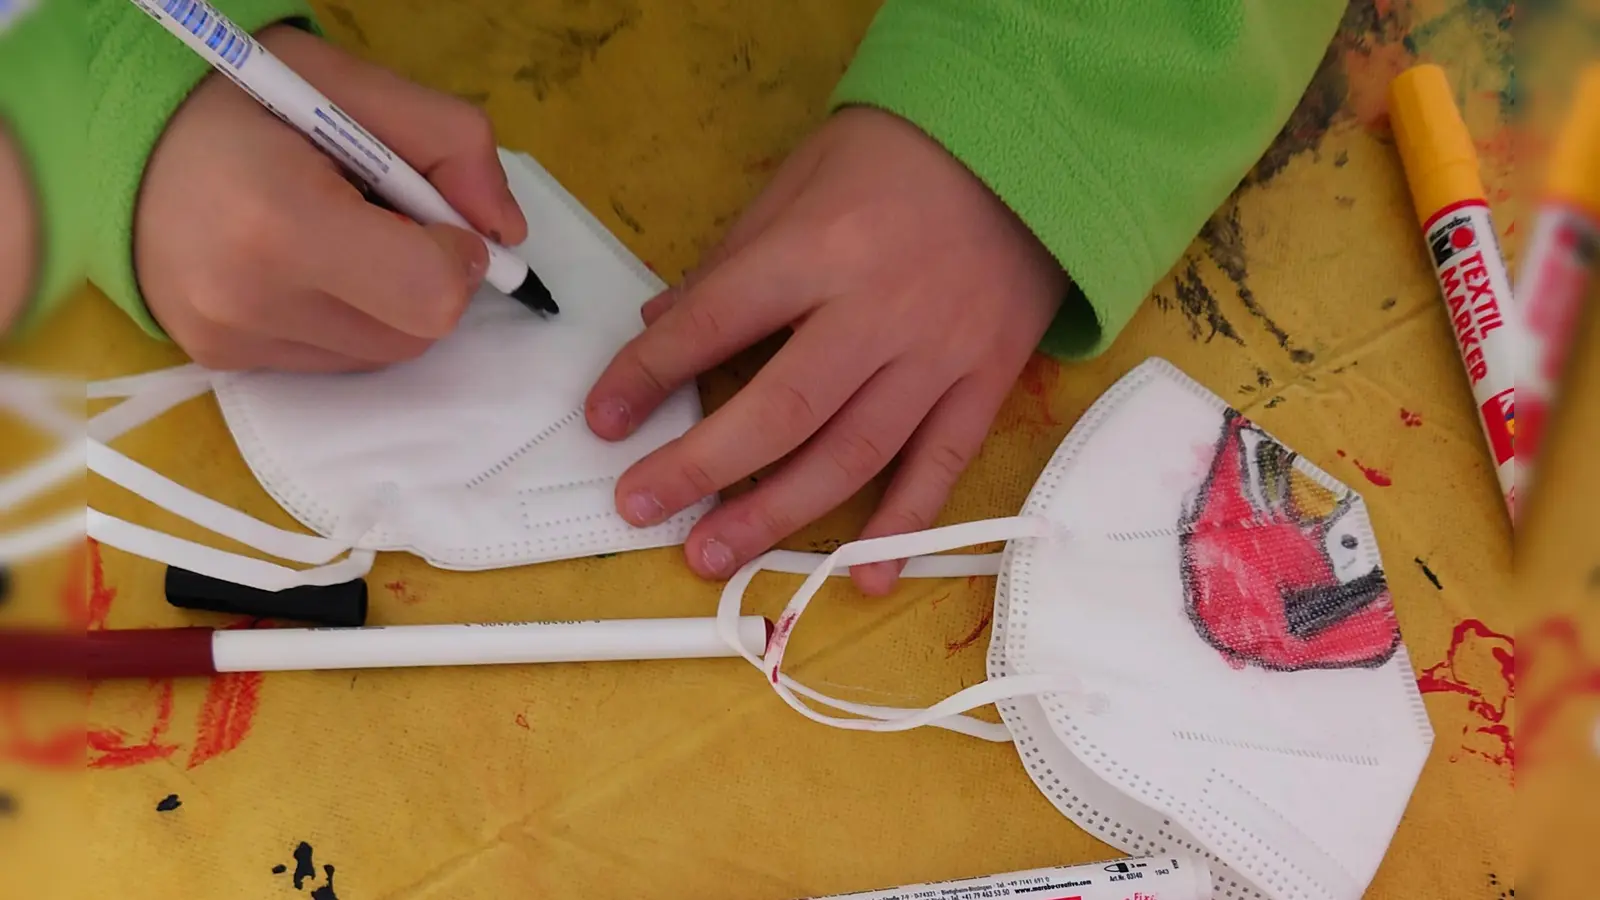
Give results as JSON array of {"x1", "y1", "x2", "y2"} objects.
[
  {"x1": 70, "y1": 616, "x2": 775, "y2": 680},
  {"x1": 802, "y1": 856, "x2": 1213, "y2": 900},
  {"x1": 126, "y1": 0, "x2": 558, "y2": 314}
]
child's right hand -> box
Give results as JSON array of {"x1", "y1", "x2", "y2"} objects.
[{"x1": 135, "y1": 24, "x2": 527, "y2": 372}]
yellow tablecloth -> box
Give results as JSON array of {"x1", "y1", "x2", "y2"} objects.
[{"x1": 8, "y1": 1, "x2": 1564, "y2": 897}]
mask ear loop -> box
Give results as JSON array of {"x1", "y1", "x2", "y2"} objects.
[
  {"x1": 0, "y1": 367, "x2": 87, "y2": 563},
  {"x1": 717, "y1": 516, "x2": 1100, "y2": 740},
  {"x1": 84, "y1": 365, "x2": 378, "y2": 591}
]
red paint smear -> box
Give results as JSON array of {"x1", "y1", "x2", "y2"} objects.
[
  {"x1": 1353, "y1": 459, "x2": 1393, "y2": 486},
  {"x1": 187, "y1": 619, "x2": 267, "y2": 769},
  {"x1": 0, "y1": 687, "x2": 85, "y2": 768},
  {"x1": 1506, "y1": 220, "x2": 1517, "y2": 236},
  {"x1": 1336, "y1": 449, "x2": 1347, "y2": 458},
  {"x1": 931, "y1": 593, "x2": 947, "y2": 610},
  {"x1": 1015, "y1": 354, "x2": 1061, "y2": 429},
  {"x1": 86, "y1": 540, "x2": 116, "y2": 631},
  {"x1": 745, "y1": 156, "x2": 780, "y2": 175},
  {"x1": 87, "y1": 680, "x2": 179, "y2": 770},
  {"x1": 60, "y1": 540, "x2": 87, "y2": 628},
  {"x1": 945, "y1": 609, "x2": 994, "y2": 657},
  {"x1": 384, "y1": 580, "x2": 422, "y2": 604},
  {"x1": 1517, "y1": 617, "x2": 1600, "y2": 766},
  {"x1": 187, "y1": 671, "x2": 263, "y2": 769},
  {"x1": 514, "y1": 713, "x2": 529, "y2": 730},
  {"x1": 1417, "y1": 618, "x2": 1515, "y2": 771},
  {"x1": 1342, "y1": 42, "x2": 1414, "y2": 130},
  {"x1": 1400, "y1": 409, "x2": 1423, "y2": 427}
]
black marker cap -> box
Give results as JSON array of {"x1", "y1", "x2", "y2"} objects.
[{"x1": 165, "y1": 567, "x2": 368, "y2": 628}]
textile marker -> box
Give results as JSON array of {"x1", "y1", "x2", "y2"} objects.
[
  {"x1": 1515, "y1": 64, "x2": 1600, "y2": 506},
  {"x1": 1389, "y1": 64, "x2": 1517, "y2": 520},
  {"x1": 798, "y1": 855, "x2": 1212, "y2": 900},
  {"x1": 127, "y1": 0, "x2": 558, "y2": 315},
  {"x1": 0, "y1": 616, "x2": 774, "y2": 680}
]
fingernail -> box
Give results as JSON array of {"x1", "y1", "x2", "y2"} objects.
[
  {"x1": 622, "y1": 490, "x2": 665, "y2": 526},
  {"x1": 699, "y1": 538, "x2": 736, "y2": 578},
  {"x1": 465, "y1": 248, "x2": 487, "y2": 283},
  {"x1": 589, "y1": 397, "x2": 631, "y2": 435}
]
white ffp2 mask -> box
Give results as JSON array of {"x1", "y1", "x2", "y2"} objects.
[
  {"x1": 718, "y1": 358, "x2": 1433, "y2": 900},
  {"x1": 85, "y1": 149, "x2": 713, "y2": 589}
]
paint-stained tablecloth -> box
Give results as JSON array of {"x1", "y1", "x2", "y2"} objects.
[{"x1": 7, "y1": 1, "x2": 1571, "y2": 898}]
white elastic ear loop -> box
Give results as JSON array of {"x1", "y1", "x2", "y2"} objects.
[
  {"x1": 87, "y1": 364, "x2": 216, "y2": 442},
  {"x1": 84, "y1": 364, "x2": 377, "y2": 591},
  {"x1": 87, "y1": 509, "x2": 375, "y2": 591},
  {"x1": 718, "y1": 516, "x2": 1095, "y2": 740},
  {"x1": 88, "y1": 439, "x2": 347, "y2": 564},
  {"x1": 0, "y1": 508, "x2": 85, "y2": 564},
  {"x1": 726, "y1": 550, "x2": 1011, "y2": 741}
]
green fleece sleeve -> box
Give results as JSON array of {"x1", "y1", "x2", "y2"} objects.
[
  {"x1": 87, "y1": 0, "x2": 318, "y2": 338},
  {"x1": 0, "y1": 0, "x2": 87, "y2": 334},
  {"x1": 832, "y1": 0, "x2": 1344, "y2": 359}
]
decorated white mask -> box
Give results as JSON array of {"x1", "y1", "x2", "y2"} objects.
[{"x1": 718, "y1": 358, "x2": 1433, "y2": 900}]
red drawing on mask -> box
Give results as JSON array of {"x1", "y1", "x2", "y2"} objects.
[
  {"x1": 1180, "y1": 412, "x2": 1400, "y2": 671},
  {"x1": 1416, "y1": 618, "x2": 1514, "y2": 771}
]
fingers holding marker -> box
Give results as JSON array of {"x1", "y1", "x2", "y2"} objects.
[
  {"x1": 258, "y1": 25, "x2": 526, "y2": 246},
  {"x1": 304, "y1": 189, "x2": 488, "y2": 340}
]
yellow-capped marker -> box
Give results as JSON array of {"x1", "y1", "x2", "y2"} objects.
[
  {"x1": 1388, "y1": 64, "x2": 1517, "y2": 522},
  {"x1": 1515, "y1": 64, "x2": 1600, "y2": 510}
]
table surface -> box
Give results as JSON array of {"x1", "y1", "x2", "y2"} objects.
[{"x1": 8, "y1": 1, "x2": 1582, "y2": 897}]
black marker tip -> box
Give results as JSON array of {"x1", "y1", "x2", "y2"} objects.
[{"x1": 509, "y1": 271, "x2": 559, "y2": 316}]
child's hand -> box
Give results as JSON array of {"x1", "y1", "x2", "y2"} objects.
[
  {"x1": 135, "y1": 25, "x2": 526, "y2": 372},
  {"x1": 0, "y1": 126, "x2": 33, "y2": 333},
  {"x1": 586, "y1": 107, "x2": 1067, "y2": 594}
]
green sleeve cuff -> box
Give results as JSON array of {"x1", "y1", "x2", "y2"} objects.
[
  {"x1": 87, "y1": 0, "x2": 319, "y2": 340},
  {"x1": 0, "y1": 0, "x2": 88, "y2": 335},
  {"x1": 831, "y1": 0, "x2": 1344, "y2": 360}
]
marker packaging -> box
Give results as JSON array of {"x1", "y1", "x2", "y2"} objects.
[{"x1": 800, "y1": 855, "x2": 1212, "y2": 900}]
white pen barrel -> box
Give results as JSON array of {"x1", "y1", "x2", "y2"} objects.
[{"x1": 212, "y1": 617, "x2": 770, "y2": 672}]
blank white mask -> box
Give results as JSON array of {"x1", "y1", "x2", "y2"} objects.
[
  {"x1": 86, "y1": 150, "x2": 713, "y2": 589},
  {"x1": 718, "y1": 358, "x2": 1433, "y2": 900}
]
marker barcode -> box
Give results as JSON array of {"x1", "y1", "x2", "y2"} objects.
[{"x1": 160, "y1": 0, "x2": 252, "y2": 67}]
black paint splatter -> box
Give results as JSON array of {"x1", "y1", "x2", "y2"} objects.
[
  {"x1": 1247, "y1": 0, "x2": 1408, "y2": 186},
  {"x1": 155, "y1": 794, "x2": 181, "y2": 812},
  {"x1": 1255, "y1": 368, "x2": 1273, "y2": 389},
  {"x1": 1415, "y1": 557, "x2": 1443, "y2": 591},
  {"x1": 1199, "y1": 205, "x2": 1311, "y2": 362},
  {"x1": 1155, "y1": 260, "x2": 1244, "y2": 346},
  {"x1": 310, "y1": 865, "x2": 339, "y2": 900},
  {"x1": 610, "y1": 199, "x2": 644, "y2": 234},
  {"x1": 1381, "y1": 297, "x2": 1398, "y2": 310},
  {"x1": 0, "y1": 792, "x2": 15, "y2": 816},
  {"x1": 1334, "y1": 150, "x2": 1349, "y2": 167},
  {"x1": 1265, "y1": 396, "x2": 1285, "y2": 409},
  {"x1": 275, "y1": 842, "x2": 339, "y2": 897},
  {"x1": 292, "y1": 842, "x2": 317, "y2": 890}
]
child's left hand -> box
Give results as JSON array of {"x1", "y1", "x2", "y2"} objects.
[{"x1": 584, "y1": 106, "x2": 1067, "y2": 594}]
